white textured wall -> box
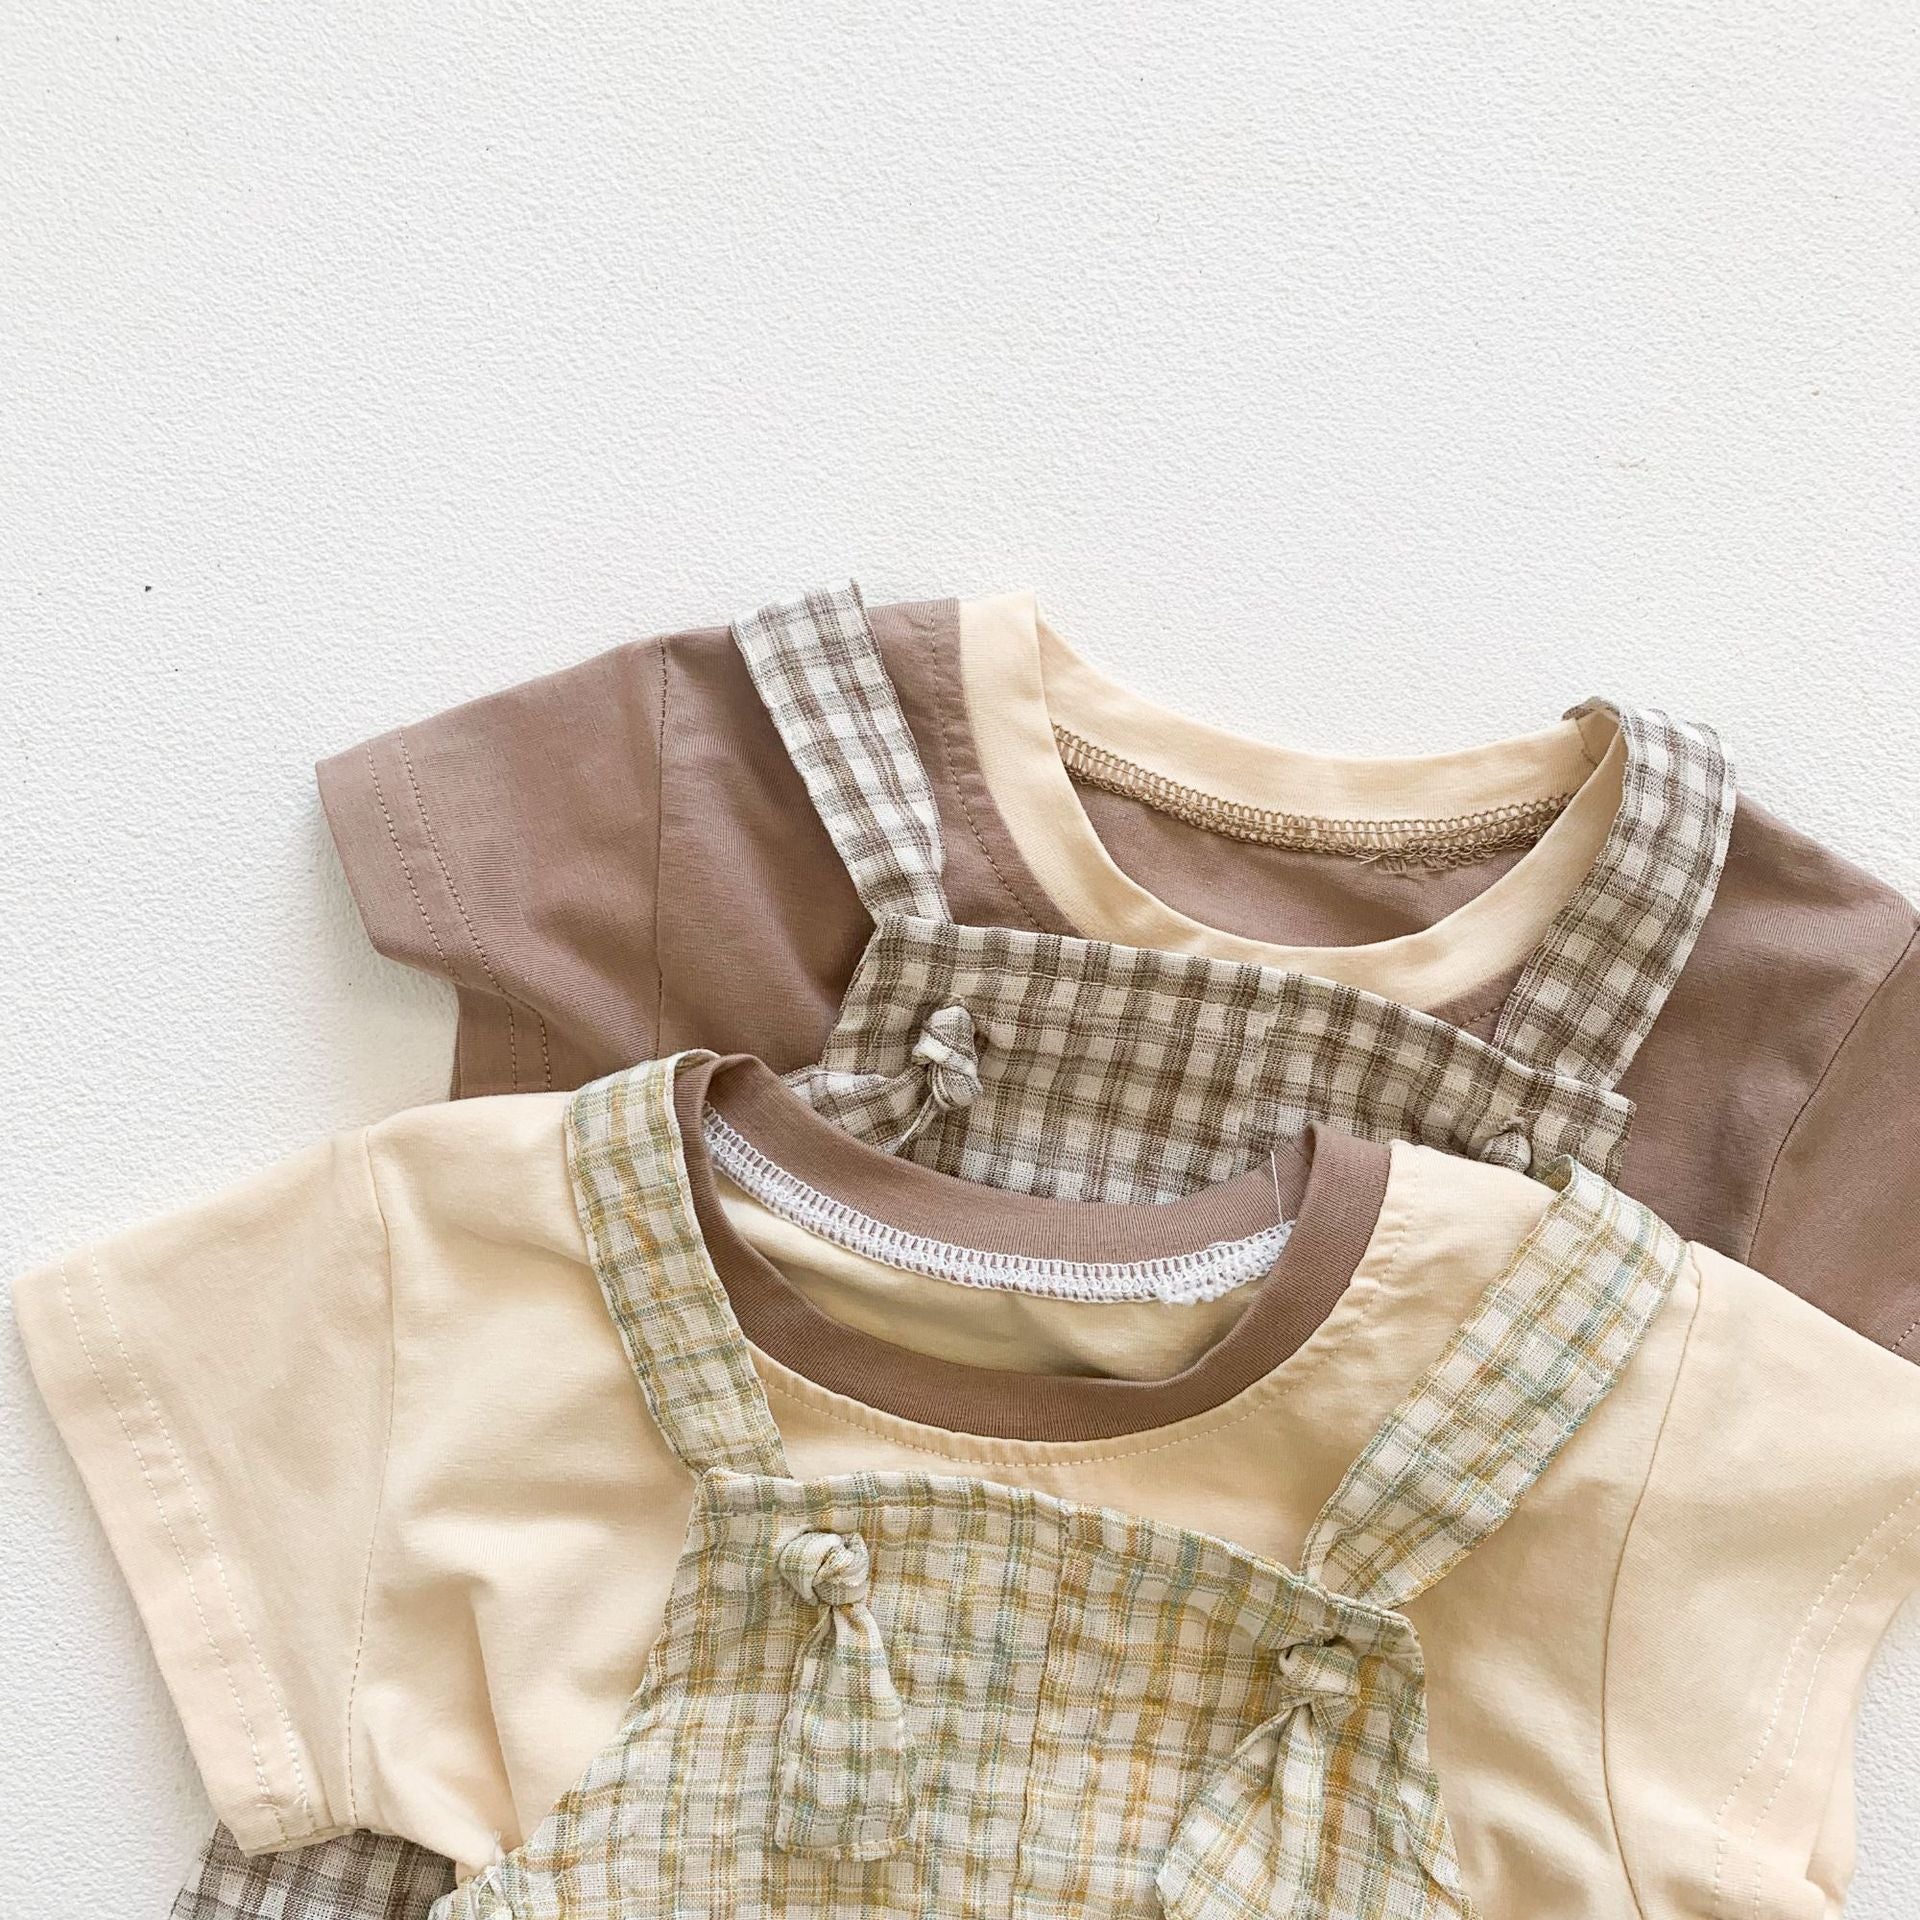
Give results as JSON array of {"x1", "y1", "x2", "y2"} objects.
[{"x1": 4, "y1": 4, "x2": 1918, "y2": 1914}]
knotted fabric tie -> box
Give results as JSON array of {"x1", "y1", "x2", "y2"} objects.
[
  {"x1": 1477, "y1": 1122, "x2": 1534, "y2": 1175},
  {"x1": 893, "y1": 1003, "x2": 982, "y2": 1148},
  {"x1": 772, "y1": 1530, "x2": 916, "y2": 1859},
  {"x1": 1157, "y1": 1628, "x2": 1469, "y2": 1919}
]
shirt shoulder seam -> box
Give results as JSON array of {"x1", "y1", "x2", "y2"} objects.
[
  {"x1": 1746, "y1": 920, "x2": 1920, "y2": 1271},
  {"x1": 1599, "y1": 1240, "x2": 1706, "y2": 1920},
  {"x1": 650, "y1": 632, "x2": 672, "y2": 1053}
]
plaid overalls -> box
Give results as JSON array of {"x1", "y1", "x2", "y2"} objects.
[
  {"x1": 173, "y1": 587, "x2": 1731, "y2": 1917},
  {"x1": 732, "y1": 586, "x2": 1734, "y2": 1199},
  {"x1": 423, "y1": 1054, "x2": 1687, "y2": 1919}
]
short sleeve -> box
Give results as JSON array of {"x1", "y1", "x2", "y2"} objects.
[
  {"x1": 1750, "y1": 927, "x2": 1920, "y2": 1360},
  {"x1": 12, "y1": 1133, "x2": 396, "y2": 1852},
  {"x1": 1605, "y1": 1247, "x2": 1920, "y2": 1914},
  {"x1": 317, "y1": 635, "x2": 672, "y2": 1099}
]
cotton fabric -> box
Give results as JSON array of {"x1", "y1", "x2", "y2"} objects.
[
  {"x1": 733, "y1": 584, "x2": 1728, "y2": 1197},
  {"x1": 170, "y1": 1828, "x2": 454, "y2": 1920},
  {"x1": 17, "y1": 1059, "x2": 1920, "y2": 1916},
  {"x1": 320, "y1": 590, "x2": 1920, "y2": 1356},
  {"x1": 169, "y1": 578, "x2": 1920, "y2": 1912},
  {"x1": 439, "y1": 1055, "x2": 1676, "y2": 1920}
]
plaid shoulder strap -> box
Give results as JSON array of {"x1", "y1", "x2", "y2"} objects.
[
  {"x1": 1299, "y1": 1160, "x2": 1688, "y2": 1610},
  {"x1": 1493, "y1": 702, "x2": 1734, "y2": 1090},
  {"x1": 732, "y1": 584, "x2": 953, "y2": 925},
  {"x1": 567, "y1": 1056, "x2": 790, "y2": 1477}
]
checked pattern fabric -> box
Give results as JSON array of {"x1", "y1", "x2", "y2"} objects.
[
  {"x1": 172, "y1": 588, "x2": 1729, "y2": 1918},
  {"x1": 171, "y1": 1827, "x2": 454, "y2": 1920},
  {"x1": 428, "y1": 1055, "x2": 1686, "y2": 1919},
  {"x1": 731, "y1": 584, "x2": 951, "y2": 925},
  {"x1": 736, "y1": 584, "x2": 1732, "y2": 1197},
  {"x1": 798, "y1": 914, "x2": 1635, "y2": 1198}
]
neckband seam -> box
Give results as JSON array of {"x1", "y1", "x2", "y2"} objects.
[
  {"x1": 685, "y1": 1059, "x2": 1387, "y2": 1444},
  {"x1": 726, "y1": 1140, "x2": 1420, "y2": 1461},
  {"x1": 1036, "y1": 614, "x2": 1603, "y2": 813},
  {"x1": 708, "y1": 1108, "x2": 1294, "y2": 1302},
  {"x1": 1056, "y1": 722, "x2": 1578, "y2": 863}
]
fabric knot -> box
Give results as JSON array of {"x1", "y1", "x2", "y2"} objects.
[
  {"x1": 1479, "y1": 1123, "x2": 1534, "y2": 1175},
  {"x1": 1274, "y1": 1632, "x2": 1363, "y2": 1727},
  {"x1": 895, "y1": 1003, "x2": 982, "y2": 1147},
  {"x1": 778, "y1": 1528, "x2": 872, "y2": 1609},
  {"x1": 910, "y1": 1003, "x2": 981, "y2": 1110},
  {"x1": 771, "y1": 1528, "x2": 915, "y2": 1858},
  {"x1": 1159, "y1": 1614, "x2": 1467, "y2": 1919},
  {"x1": 466, "y1": 1874, "x2": 514, "y2": 1919}
]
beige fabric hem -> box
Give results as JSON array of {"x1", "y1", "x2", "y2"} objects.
[{"x1": 13, "y1": 1252, "x2": 337, "y2": 1853}]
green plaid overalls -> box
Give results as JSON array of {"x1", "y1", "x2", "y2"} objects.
[{"x1": 434, "y1": 1053, "x2": 1687, "y2": 1920}]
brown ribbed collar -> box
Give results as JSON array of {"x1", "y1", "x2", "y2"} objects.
[{"x1": 672, "y1": 1057, "x2": 1390, "y2": 1441}]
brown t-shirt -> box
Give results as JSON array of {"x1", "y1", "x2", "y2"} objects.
[{"x1": 319, "y1": 594, "x2": 1920, "y2": 1359}]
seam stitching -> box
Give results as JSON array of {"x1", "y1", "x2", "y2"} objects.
[
  {"x1": 1745, "y1": 923, "x2": 1920, "y2": 1272},
  {"x1": 341, "y1": 1128, "x2": 403, "y2": 1825},
  {"x1": 58, "y1": 1255, "x2": 284, "y2": 1837},
  {"x1": 1057, "y1": 724, "x2": 1573, "y2": 866},
  {"x1": 1737, "y1": 1502, "x2": 1920, "y2": 1920},
  {"x1": 397, "y1": 733, "x2": 519, "y2": 1092},
  {"x1": 754, "y1": 1156, "x2": 1417, "y2": 1464},
  {"x1": 707, "y1": 1108, "x2": 1290, "y2": 1301},
  {"x1": 364, "y1": 743, "x2": 452, "y2": 978},
  {"x1": 1599, "y1": 1245, "x2": 1705, "y2": 1920},
  {"x1": 67, "y1": 1249, "x2": 305, "y2": 1840},
  {"x1": 1445, "y1": 986, "x2": 1516, "y2": 1031},
  {"x1": 1709, "y1": 1476, "x2": 1920, "y2": 1914}
]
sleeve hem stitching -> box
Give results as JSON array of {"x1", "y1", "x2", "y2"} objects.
[{"x1": 59, "y1": 1246, "x2": 310, "y2": 1842}]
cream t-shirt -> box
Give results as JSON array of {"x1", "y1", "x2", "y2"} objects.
[{"x1": 15, "y1": 1068, "x2": 1920, "y2": 1919}]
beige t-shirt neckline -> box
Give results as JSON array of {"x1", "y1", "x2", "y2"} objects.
[
  {"x1": 683, "y1": 1055, "x2": 1392, "y2": 1445},
  {"x1": 958, "y1": 590, "x2": 1625, "y2": 1010}
]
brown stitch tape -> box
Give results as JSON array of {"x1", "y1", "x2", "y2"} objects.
[{"x1": 1056, "y1": 725, "x2": 1572, "y2": 870}]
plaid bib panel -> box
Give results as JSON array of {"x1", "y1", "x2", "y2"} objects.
[
  {"x1": 439, "y1": 1471, "x2": 1456, "y2": 1920},
  {"x1": 792, "y1": 915, "x2": 1634, "y2": 1198},
  {"x1": 171, "y1": 1828, "x2": 455, "y2": 1920}
]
